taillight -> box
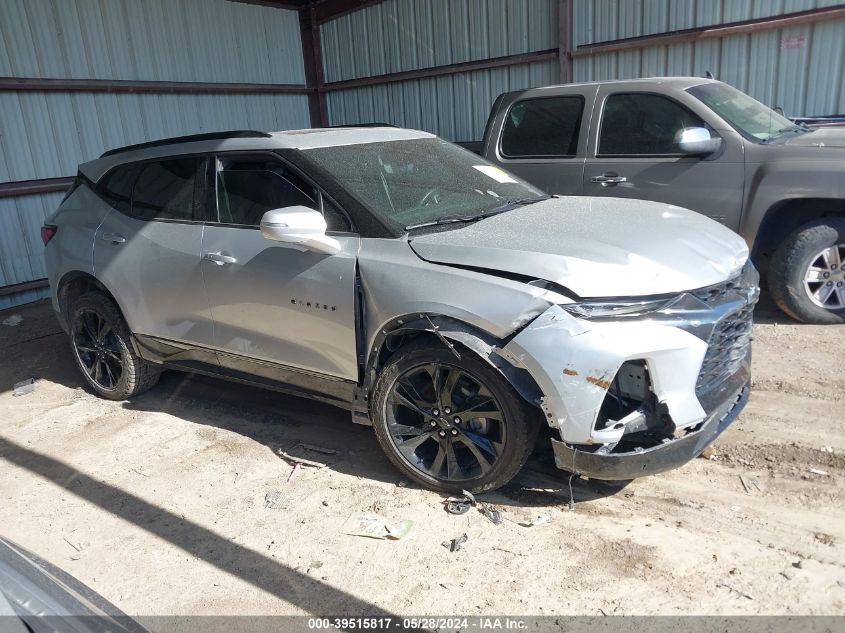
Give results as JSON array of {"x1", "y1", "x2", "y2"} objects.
[{"x1": 41, "y1": 225, "x2": 57, "y2": 245}]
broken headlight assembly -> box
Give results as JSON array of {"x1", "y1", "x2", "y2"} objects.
[{"x1": 560, "y1": 297, "x2": 674, "y2": 319}]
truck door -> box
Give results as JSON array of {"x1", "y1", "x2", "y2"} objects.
[
  {"x1": 486, "y1": 85, "x2": 596, "y2": 195},
  {"x1": 582, "y1": 88, "x2": 745, "y2": 228}
]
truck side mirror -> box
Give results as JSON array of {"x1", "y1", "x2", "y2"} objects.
[{"x1": 676, "y1": 127, "x2": 722, "y2": 156}]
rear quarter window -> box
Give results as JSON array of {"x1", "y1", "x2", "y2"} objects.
[
  {"x1": 97, "y1": 165, "x2": 138, "y2": 213},
  {"x1": 132, "y1": 158, "x2": 202, "y2": 222},
  {"x1": 500, "y1": 96, "x2": 584, "y2": 158}
]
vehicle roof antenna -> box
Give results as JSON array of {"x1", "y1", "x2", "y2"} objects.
[{"x1": 704, "y1": 71, "x2": 715, "y2": 79}]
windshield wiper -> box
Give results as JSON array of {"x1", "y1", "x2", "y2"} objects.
[
  {"x1": 764, "y1": 126, "x2": 812, "y2": 143},
  {"x1": 404, "y1": 196, "x2": 549, "y2": 231}
]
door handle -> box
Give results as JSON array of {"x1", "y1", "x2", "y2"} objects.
[
  {"x1": 203, "y1": 252, "x2": 237, "y2": 266},
  {"x1": 99, "y1": 232, "x2": 126, "y2": 244},
  {"x1": 591, "y1": 173, "x2": 628, "y2": 187}
]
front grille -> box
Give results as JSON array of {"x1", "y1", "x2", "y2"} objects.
[
  {"x1": 691, "y1": 275, "x2": 743, "y2": 305},
  {"x1": 696, "y1": 302, "x2": 754, "y2": 395}
]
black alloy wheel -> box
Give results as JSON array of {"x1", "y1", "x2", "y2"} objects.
[{"x1": 72, "y1": 308, "x2": 124, "y2": 392}]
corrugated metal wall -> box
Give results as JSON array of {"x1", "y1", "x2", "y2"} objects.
[
  {"x1": 321, "y1": 0, "x2": 560, "y2": 140},
  {"x1": 0, "y1": 0, "x2": 304, "y2": 83},
  {"x1": 0, "y1": 0, "x2": 309, "y2": 309},
  {"x1": 572, "y1": 0, "x2": 845, "y2": 116},
  {"x1": 327, "y1": 61, "x2": 559, "y2": 142}
]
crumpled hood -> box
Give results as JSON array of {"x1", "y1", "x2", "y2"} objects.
[
  {"x1": 782, "y1": 127, "x2": 845, "y2": 148},
  {"x1": 409, "y1": 196, "x2": 749, "y2": 298}
]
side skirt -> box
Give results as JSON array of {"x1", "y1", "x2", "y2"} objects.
[{"x1": 134, "y1": 334, "x2": 357, "y2": 410}]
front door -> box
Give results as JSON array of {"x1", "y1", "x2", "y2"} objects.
[
  {"x1": 93, "y1": 157, "x2": 214, "y2": 351},
  {"x1": 200, "y1": 153, "x2": 360, "y2": 386},
  {"x1": 582, "y1": 89, "x2": 745, "y2": 228}
]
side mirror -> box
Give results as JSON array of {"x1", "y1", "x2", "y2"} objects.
[
  {"x1": 260, "y1": 206, "x2": 341, "y2": 255},
  {"x1": 675, "y1": 127, "x2": 722, "y2": 156}
]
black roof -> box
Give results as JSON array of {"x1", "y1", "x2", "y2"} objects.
[{"x1": 99, "y1": 130, "x2": 272, "y2": 158}]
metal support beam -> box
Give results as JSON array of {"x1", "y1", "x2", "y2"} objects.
[
  {"x1": 0, "y1": 77, "x2": 310, "y2": 95},
  {"x1": 313, "y1": 0, "x2": 385, "y2": 24},
  {"x1": 0, "y1": 279, "x2": 49, "y2": 298},
  {"x1": 228, "y1": 1, "x2": 386, "y2": 25},
  {"x1": 299, "y1": 6, "x2": 329, "y2": 126},
  {"x1": 572, "y1": 4, "x2": 845, "y2": 58},
  {"x1": 558, "y1": 0, "x2": 573, "y2": 84},
  {"x1": 0, "y1": 177, "x2": 75, "y2": 199},
  {"x1": 322, "y1": 48, "x2": 559, "y2": 92}
]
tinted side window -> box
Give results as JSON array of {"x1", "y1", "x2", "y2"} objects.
[
  {"x1": 132, "y1": 158, "x2": 200, "y2": 221},
  {"x1": 599, "y1": 93, "x2": 706, "y2": 155},
  {"x1": 216, "y1": 157, "x2": 317, "y2": 227},
  {"x1": 500, "y1": 96, "x2": 584, "y2": 158},
  {"x1": 98, "y1": 165, "x2": 138, "y2": 213}
]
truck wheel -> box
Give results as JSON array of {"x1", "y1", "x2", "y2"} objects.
[
  {"x1": 371, "y1": 340, "x2": 539, "y2": 493},
  {"x1": 769, "y1": 218, "x2": 845, "y2": 324},
  {"x1": 69, "y1": 292, "x2": 161, "y2": 400}
]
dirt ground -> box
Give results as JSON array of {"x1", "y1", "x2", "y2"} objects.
[{"x1": 0, "y1": 296, "x2": 843, "y2": 620}]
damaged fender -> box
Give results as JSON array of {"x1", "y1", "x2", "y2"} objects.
[{"x1": 499, "y1": 304, "x2": 708, "y2": 445}]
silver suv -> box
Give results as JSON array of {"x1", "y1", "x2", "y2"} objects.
[{"x1": 43, "y1": 127, "x2": 758, "y2": 493}]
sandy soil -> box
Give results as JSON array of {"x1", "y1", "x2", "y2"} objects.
[{"x1": 0, "y1": 297, "x2": 843, "y2": 619}]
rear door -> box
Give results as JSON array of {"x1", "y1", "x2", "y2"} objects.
[
  {"x1": 200, "y1": 153, "x2": 360, "y2": 385},
  {"x1": 487, "y1": 85, "x2": 597, "y2": 194},
  {"x1": 93, "y1": 157, "x2": 214, "y2": 350},
  {"x1": 582, "y1": 89, "x2": 745, "y2": 226}
]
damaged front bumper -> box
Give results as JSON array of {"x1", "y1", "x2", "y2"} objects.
[
  {"x1": 498, "y1": 264, "x2": 759, "y2": 480},
  {"x1": 551, "y1": 370, "x2": 749, "y2": 480}
]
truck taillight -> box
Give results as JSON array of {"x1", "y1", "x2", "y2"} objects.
[{"x1": 41, "y1": 225, "x2": 57, "y2": 245}]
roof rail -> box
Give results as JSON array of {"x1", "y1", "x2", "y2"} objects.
[
  {"x1": 328, "y1": 122, "x2": 397, "y2": 128},
  {"x1": 99, "y1": 130, "x2": 272, "y2": 158}
]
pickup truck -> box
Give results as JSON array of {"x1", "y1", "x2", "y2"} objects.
[{"x1": 480, "y1": 77, "x2": 845, "y2": 324}]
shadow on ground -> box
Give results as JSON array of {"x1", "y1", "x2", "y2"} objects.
[{"x1": 0, "y1": 300, "x2": 641, "y2": 509}]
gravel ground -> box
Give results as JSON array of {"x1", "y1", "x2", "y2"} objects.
[{"x1": 0, "y1": 296, "x2": 843, "y2": 621}]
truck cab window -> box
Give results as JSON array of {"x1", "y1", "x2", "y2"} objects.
[
  {"x1": 599, "y1": 93, "x2": 707, "y2": 155},
  {"x1": 500, "y1": 96, "x2": 584, "y2": 158}
]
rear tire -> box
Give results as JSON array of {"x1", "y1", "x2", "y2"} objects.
[
  {"x1": 768, "y1": 218, "x2": 845, "y2": 324},
  {"x1": 370, "y1": 340, "x2": 539, "y2": 493},
  {"x1": 69, "y1": 292, "x2": 161, "y2": 400}
]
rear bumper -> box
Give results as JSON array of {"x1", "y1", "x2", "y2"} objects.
[{"x1": 550, "y1": 378, "x2": 749, "y2": 481}]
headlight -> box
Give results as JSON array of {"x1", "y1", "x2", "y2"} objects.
[{"x1": 561, "y1": 297, "x2": 674, "y2": 319}]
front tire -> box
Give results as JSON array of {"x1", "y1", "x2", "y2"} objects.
[
  {"x1": 69, "y1": 292, "x2": 161, "y2": 400},
  {"x1": 768, "y1": 218, "x2": 845, "y2": 324},
  {"x1": 370, "y1": 340, "x2": 539, "y2": 493}
]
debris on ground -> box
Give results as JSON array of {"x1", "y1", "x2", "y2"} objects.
[
  {"x1": 445, "y1": 499, "x2": 471, "y2": 515},
  {"x1": 286, "y1": 462, "x2": 301, "y2": 484},
  {"x1": 739, "y1": 474, "x2": 761, "y2": 494},
  {"x1": 12, "y1": 378, "x2": 35, "y2": 397},
  {"x1": 699, "y1": 446, "x2": 716, "y2": 460},
  {"x1": 264, "y1": 490, "x2": 286, "y2": 510},
  {"x1": 520, "y1": 514, "x2": 551, "y2": 527},
  {"x1": 481, "y1": 505, "x2": 503, "y2": 525},
  {"x1": 442, "y1": 533, "x2": 468, "y2": 552},
  {"x1": 807, "y1": 468, "x2": 829, "y2": 476},
  {"x1": 716, "y1": 583, "x2": 754, "y2": 600},
  {"x1": 444, "y1": 490, "x2": 501, "y2": 524},
  {"x1": 62, "y1": 536, "x2": 81, "y2": 552},
  {"x1": 2, "y1": 315, "x2": 23, "y2": 327},
  {"x1": 340, "y1": 512, "x2": 413, "y2": 540},
  {"x1": 278, "y1": 442, "x2": 339, "y2": 469}
]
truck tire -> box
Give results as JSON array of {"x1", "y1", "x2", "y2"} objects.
[
  {"x1": 68, "y1": 291, "x2": 161, "y2": 400},
  {"x1": 768, "y1": 218, "x2": 845, "y2": 324},
  {"x1": 371, "y1": 339, "x2": 539, "y2": 493}
]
